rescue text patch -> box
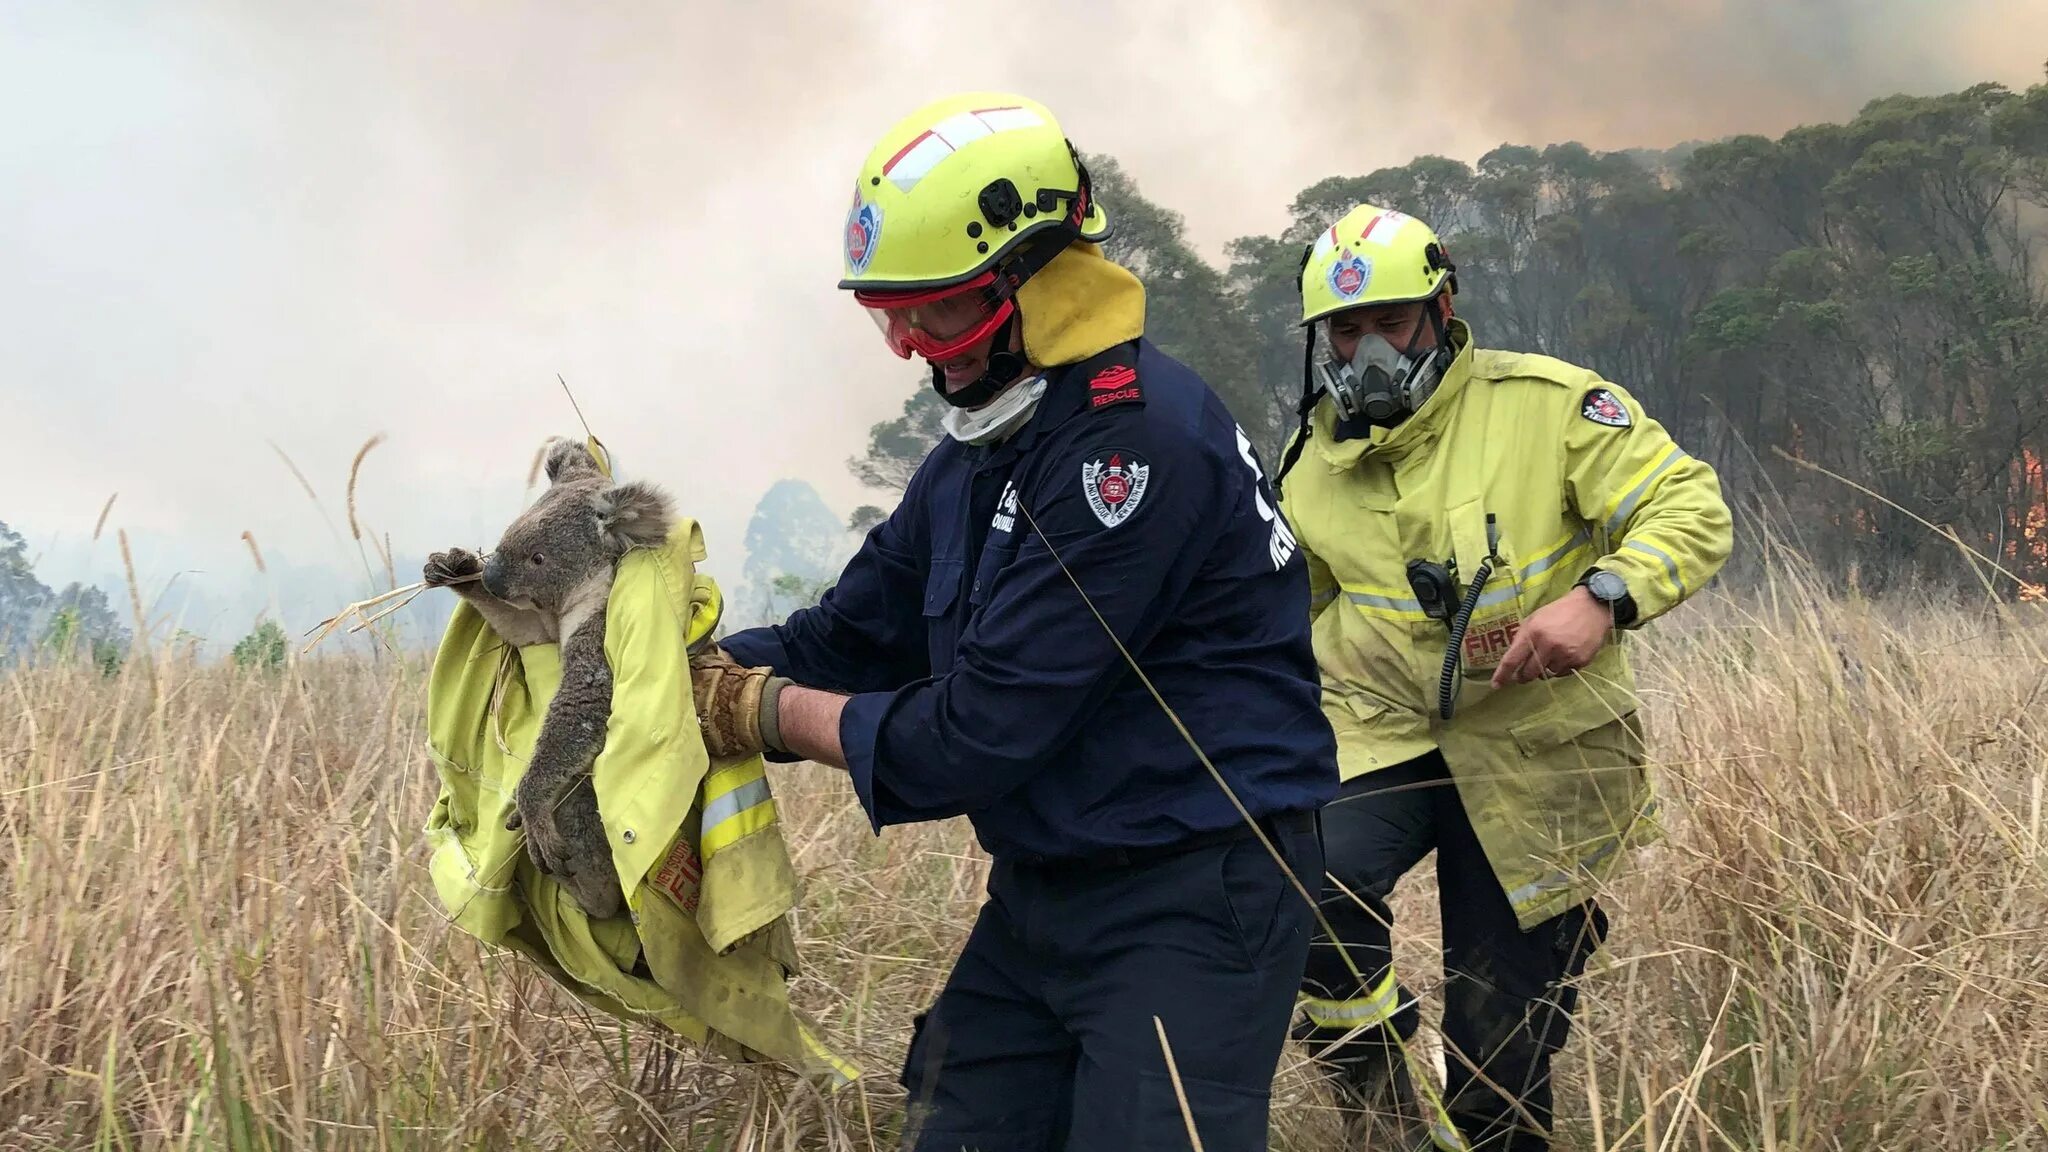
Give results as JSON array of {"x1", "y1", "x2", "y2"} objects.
[
  {"x1": 1581, "y1": 388, "x2": 1631, "y2": 428},
  {"x1": 1087, "y1": 363, "x2": 1143, "y2": 411}
]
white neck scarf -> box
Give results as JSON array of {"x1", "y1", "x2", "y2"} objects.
[{"x1": 942, "y1": 375, "x2": 1048, "y2": 445}]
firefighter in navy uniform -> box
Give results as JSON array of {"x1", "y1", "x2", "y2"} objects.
[
  {"x1": 1272, "y1": 204, "x2": 1733, "y2": 1151},
  {"x1": 685, "y1": 92, "x2": 1338, "y2": 1151}
]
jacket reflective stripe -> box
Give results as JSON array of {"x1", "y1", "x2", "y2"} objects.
[
  {"x1": 1430, "y1": 1118, "x2": 1473, "y2": 1152},
  {"x1": 1603, "y1": 445, "x2": 1686, "y2": 536},
  {"x1": 1624, "y1": 539, "x2": 1686, "y2": 597},
  {"x1": 1299, "y1": 970, "x2": 1472, "y2": 1151},
  {"x1": 1347, "y1": 526, "x2": 1595, "y2": 618},
  {"x1": 1298, "y1": 969, "x2": 1401, "y2": 1030},
  {"x1": 800, "y1": 1022, "x2": 861, "y2": 1087},
  {"x1": 1345, "y1": 588, "x2": 1431, "y2": 617},
  {"x1": 1505, "y1": 797, "x2": 1660, "y2": 911},
  {"x1": 701, "y1": 761, "x2": 778, "y2": 858},
  {"x1": 1523, "y1": 527, "x2": 1593, "y2": 581}
]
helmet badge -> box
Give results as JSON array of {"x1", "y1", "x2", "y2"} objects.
[
  {"x1": 1329, "y1": 248, "x2": 1372, "y2": 301},
  {"x1": 845, "y1": 199, "x2": 883, "y2": 275}
]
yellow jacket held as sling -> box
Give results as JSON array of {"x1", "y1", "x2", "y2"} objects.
[
  {"x1": 1278, "y1": 318, "x2": 1733, "y2": 929},
  {"x1": 422, "y1": 516, "x2": 857, "y2": 1086}
]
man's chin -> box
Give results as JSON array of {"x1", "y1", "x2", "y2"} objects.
[{"x1": 940, "y1": 362, "x2": 986, "y2": 392}]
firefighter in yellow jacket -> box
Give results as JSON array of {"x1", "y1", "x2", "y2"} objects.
[{"x1": 1271, "y1": 203, "x2": 1732, "y2": 1151}]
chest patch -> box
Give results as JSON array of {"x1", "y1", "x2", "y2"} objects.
[
  {"x1": 991, "y1": 479, "x2": 1018, "y2": 535},
  {"x1": 1082, "y1": 450, "x2": 1150, "y2": 528},
  {"x1": 1459, "y1": 603, "x2": 1526, "y2": 673},
  {"x1": 1581, "y1": 387, "x2": 1631, "y2": 428}
]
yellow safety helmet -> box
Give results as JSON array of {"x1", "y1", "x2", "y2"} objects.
[
  {"x1": 839, "y1": 91, "x2": 1113, "y2": 408},
  {"x1": 1272, "y1": 204, "x2": 1461, "y2": 494},
  {"x1": 1297, "y1": 202, "x2": 1457, "y2": 325},
  {"x1": 840, "y1": 91, "x2": 1110, "y2": 295}
]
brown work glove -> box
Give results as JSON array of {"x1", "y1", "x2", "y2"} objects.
[{"x1": 690, "y1": 645, "x2": 791, "y2": 758}]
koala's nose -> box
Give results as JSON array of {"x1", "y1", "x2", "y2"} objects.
[{"x1": 480, "y1": 553, "x2": 507, "y2": 599}]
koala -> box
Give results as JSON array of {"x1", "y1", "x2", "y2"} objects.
[{"x1": 423, "y1": 436, "x2": 674, "y2": 921}]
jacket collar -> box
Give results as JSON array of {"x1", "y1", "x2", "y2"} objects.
[
  {"x1": 1309, "y1": 317, "x2": 1475, "y2": 469},
  {"x1": 971, "y1": 337, "x2": 1144, "y2": 472}
]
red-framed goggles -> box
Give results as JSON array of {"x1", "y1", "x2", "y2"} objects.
[{"x1": 855, "y1": 271, "x2": 1013, "y2": 362}]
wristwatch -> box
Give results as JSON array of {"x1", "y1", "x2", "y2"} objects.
[{"x1": 1576, "y1": 568, "x2": 1637, "y2": 628}]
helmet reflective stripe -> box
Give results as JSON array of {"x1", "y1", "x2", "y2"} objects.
[{"x1": 881, "y1": 105, "x2": 1046, "y2": 192}]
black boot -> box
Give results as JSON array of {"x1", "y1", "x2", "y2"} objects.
[{"x1": 1324, "y1": 1046, "x2": 1434, "y2": 1151}]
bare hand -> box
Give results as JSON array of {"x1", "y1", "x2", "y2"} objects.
[{"x1": 1491, "y1": 587, "x2": 1613, "y2": 688}]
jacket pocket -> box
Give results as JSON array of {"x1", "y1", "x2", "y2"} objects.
[
  {"x1": 1508, "y1": 699, "x2": 1644, "y2": 759},
  {"x1": 1337, "y1": 690, "x2": 1391, "y2": 726},
  {"x1": 1216, "y1": 835, "x2": 1291, "y2": 971}
]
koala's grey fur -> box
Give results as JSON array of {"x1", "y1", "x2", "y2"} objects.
[{"x1": 423, "y1": 436, "x2": 674, "y2": 921}]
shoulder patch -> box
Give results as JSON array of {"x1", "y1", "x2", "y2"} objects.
[
  {"x1": 1080, "y1": 448, "x2": 1151, "y2": 527},
  {"x1": 1086, "y1": 362, "x2": 1144, "y2": 412},
  {"x1": 1580, "y1": 387, "x2": 1632, "y2": 428}
]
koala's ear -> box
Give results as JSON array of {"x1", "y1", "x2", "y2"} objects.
[
  {"x1": 595, "y1": 480, "x2": 674, "y2": 552},
  {"x1": 543, "y1": 436, "x2": 604, "y2": 485}
]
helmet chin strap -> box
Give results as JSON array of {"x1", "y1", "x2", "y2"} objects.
[{"x1": 929, "y1": 309, "x2": 1028, "y2": 409}]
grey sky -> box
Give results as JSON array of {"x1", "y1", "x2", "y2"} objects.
[{"x1": 5, "y1": 0, "x2": 2043, "y2": 643}]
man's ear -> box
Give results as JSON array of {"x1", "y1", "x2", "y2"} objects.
[{"x1": 594, "y1": 480, "x2": 674, "y2": 552}]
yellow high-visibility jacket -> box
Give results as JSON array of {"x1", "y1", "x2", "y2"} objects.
[
  {"x1": 1277, "y1": 319, "x2": 1733, "y2": 929},
  {"x1": 423, "y1": 517, "x2": 856, "y2": 1086}
]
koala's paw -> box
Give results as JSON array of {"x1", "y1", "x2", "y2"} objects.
[
  {"x1": 508, "y1": 774, "x2": 623, "y2": 921},
  {"x1": 423, "y1": 547, "x2": 484, "y2": 587}
]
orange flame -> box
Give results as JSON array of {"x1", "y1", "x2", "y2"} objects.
[{"x1": 2010, "y1": 447, "x2": 2047, "y2": 587}]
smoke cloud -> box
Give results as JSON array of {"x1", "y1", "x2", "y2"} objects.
[{"x1": 3, "y1": 0, "x2": 2041, "y2": 639}]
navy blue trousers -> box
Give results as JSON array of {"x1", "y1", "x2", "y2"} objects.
[
  {"x1": 1297, "y1": 753, "x2": 1608, "y2": 1151},
  {"x1": 895, "y1": 813, "x2": 1322, "y2": 1152}
]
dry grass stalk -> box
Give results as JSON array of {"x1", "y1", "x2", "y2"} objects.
[
  {"x1": 267, "y1": 439, "x2": 321, "y2": 503},
  {"x1": 1154, "y1": 1017, "x2": 1206, "y2": 1152},
  {"x1": 298, "y1": 577, "x2": 470, "y2": 656},
  {"x1": 4, "y1": 552, "x2": 2045, "y2": 1148},
  {"x1": 115, "y1": 528, "x2": 154, "y2": 699},
  {"x1": 268, "y1": 438, "x2": 346, "y2": 548},
  {"x1": 345, "y1": 433, "x2": 385, "y2": 542},
  {"x1": 92, "y1": 492, "x2": 117, "y2": 541},
  {"x1": 240, "y1": 529, "x2": 267, "y2": 574},
  {"x1": 363, "y1": 522, "x2": 393, "y2": 582}
]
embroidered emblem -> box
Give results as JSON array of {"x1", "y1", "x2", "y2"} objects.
[
  {"x1": 1581, "y1": 387, "x2": 1631, "y2": 428},
  {"x1": 1081, "y1": 450, "x2": 1151, "y2": 528}
]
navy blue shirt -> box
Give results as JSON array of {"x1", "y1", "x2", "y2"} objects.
[{"x1": 721, "y1": 337, "x2": 1339, "y2": 862}]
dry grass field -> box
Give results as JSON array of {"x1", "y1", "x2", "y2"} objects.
[{"x1": 4, "y1": 553, "x2": 2046, "y2": 1150}]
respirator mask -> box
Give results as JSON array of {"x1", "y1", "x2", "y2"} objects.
[{"x1": 1313, "y1": 307, "x2": 1453, "y2": 427}]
